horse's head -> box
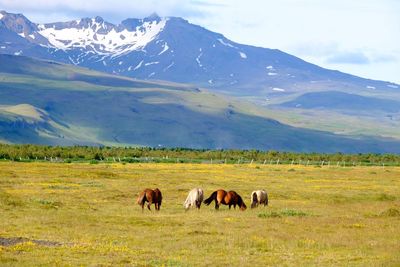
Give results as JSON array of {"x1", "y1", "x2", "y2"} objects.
[
  {"x1": 237, "y1": 195, "x2": 247, "y2": 211},
  {"x1": 184, "y1": 202, "x2": 190, "y2": 210}
]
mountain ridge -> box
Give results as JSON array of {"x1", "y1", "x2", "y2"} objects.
[{"x1": 1, "y1": 10, "x2": 398, "y2": 97}]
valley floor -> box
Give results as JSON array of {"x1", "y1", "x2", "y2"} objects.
[{"x1": 0, "y1": 162, "x2": 399, "y2": 266}]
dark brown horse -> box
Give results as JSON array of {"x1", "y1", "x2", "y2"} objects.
[
  {"x1": 137, "y1": 188, "x2": 162, "y2": 211},
  {"x1": 203, "y1": 189, "x2": 247, "y2": 210}
]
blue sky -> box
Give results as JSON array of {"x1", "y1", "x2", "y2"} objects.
[{"x1": 1, "y1": 0, "x2": 399, "y2": 83}]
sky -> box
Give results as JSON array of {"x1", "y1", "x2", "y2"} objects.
[{"x1": 1, "y1": 0, "x2": 399, "y2": 84}]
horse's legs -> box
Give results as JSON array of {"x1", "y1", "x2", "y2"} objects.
[
  {"x1": 141, "y1": 203, "x2": 145, "y2": 212},
  {"x1": 229, "y1": 204, "x2": 231, "y2": 209},
  {"x1": 215, "y1": 201, "x2": 219, "y2": 210},
  {"x1": 147, "y1": 203, "x2": 151, "y2": 211}
]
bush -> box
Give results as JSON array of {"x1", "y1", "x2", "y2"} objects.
[{"x1": 258, "y1": 209, "x2": 308, "y2": 218}]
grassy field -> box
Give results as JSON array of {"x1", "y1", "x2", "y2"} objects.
[{"x1": 0, "y1": 162, "x2": 399, "y2": 266}]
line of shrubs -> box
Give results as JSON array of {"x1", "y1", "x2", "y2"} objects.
[{"x1": 0, "y1": 144, "x2": 399, "y2": 166}]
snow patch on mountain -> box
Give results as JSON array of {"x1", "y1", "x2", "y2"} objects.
[
  {"x1": 217, "y1": 38, "x2": 237, "y2": 49},
  {"x1": 268, "y1": 72, "x2": 278, "y2": 76},
  {"x1": 272, "y1": 87, "x2": 285, "y2": 92},
  {"x1": 158, "y1": 42, "x2": 169, "y2": 55},
  {"x1": 387, "y1": 84, "x2": 398, "y2": 89},
  {"x1": 239, "y1": 52, "x2": 247, "y2": 59},
  {"x1": 145, "y1": 61, "x2": 159, "y2": 66},
  {"x1": 163, "y1": 61, "x2": 174, "y2": 72},
  {"x1": 133, "y1": 60, "x2": 144, "y2": 70},
  {"x1": 37, "y1": 18, "x2": 168, "y2": 57},
  {"x1": 196, "y1": 52, "x2": 203, "y2": 67}
]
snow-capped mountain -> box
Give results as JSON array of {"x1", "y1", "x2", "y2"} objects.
[{"x1": 0, "y1": 10, "x2": 398, "y2": 96}]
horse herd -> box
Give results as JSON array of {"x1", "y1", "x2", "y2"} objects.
[{"x1": 137, "y1": 188, "x2": 268, "y2": 211}]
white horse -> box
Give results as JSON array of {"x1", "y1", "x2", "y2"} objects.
[
  {"x1": 251, "y1": 190, "x2": 268, "y2": 208},
  {"x1": 184, "y1": 188, "x2": 204, "y2": 210}
]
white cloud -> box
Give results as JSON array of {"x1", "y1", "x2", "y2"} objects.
[{"x1": 0, "y1": 0, "x2": 202, "y2": 22}]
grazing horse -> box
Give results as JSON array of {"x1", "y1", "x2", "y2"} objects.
[
  {"x1": 137, "y1": 188, "x2": 162, "y2": 211},
  {"x1": 251, "y1": 190, "x2": 268, "y2": 208},
  {"x1": 203, "y1": 189, "x2": 247, "y2": 211},
  {"x1": 184, "y1": 188, "x2": 204, "y2": 210}
]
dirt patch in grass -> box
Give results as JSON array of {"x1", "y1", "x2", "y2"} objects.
[
  {"x1": 0, "y1": 237, "x2": 62, "y2": 247},
  {"x1": 187, "y1": 230, "x2": 220, "y2": 235}
]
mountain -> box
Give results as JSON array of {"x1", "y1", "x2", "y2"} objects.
[
  {"x1": 0, "y1": 11, "x2": 399, "y2": 151},
  {"x1": 1, "y1": 54, "x2": 400, "y2": 152},
  {"x1": 1, "y1": 10, "x2": 398, "y2": 97}
]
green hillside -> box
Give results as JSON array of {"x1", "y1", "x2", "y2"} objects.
[{"x1": 0, "y1": 54, "x2": 399, "y2": 153}]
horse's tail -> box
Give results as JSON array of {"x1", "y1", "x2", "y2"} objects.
[
  {"x1": 136, "y1": 191, "x2": 146, "y2": 205},
  {"x1": 203, "y1": 191, "x2": 217, "y2": 205}
]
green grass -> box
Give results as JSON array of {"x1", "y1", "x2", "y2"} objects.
[
  {"x1": 1, "y1": 55, "x2": 400, "y2": 152},
  {"x1": 258, "y1": 209, "x2": 308, "y2": 218},
  {"x1": 0, "y1": 162, "x2": 399, "y2": 266}
]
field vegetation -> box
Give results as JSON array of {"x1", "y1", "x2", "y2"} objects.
[
  {"x1": 0, "y1": 161, "x2": 399, "y2": 266},
  {"x1": 1, "y1": 144, "x2": 400, "y2": 166}
]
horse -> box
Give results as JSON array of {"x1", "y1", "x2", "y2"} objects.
[
  {"x1": 137, "y1": 188, "x2": 162, "y2": 211},
  {"x1": 203, "y1": 189, "x2": 247, "y2": 210},
  {"x1": 184, "y1": 188, "x2": 204, "y2": 210},
  {"x1": 250, "y1": 189, "x2": 268, "y2": 208}
]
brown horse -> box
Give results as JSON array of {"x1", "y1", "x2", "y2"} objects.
[
  {"x1": 137, "y1": 188, "x2": 162, "y2": 211},
  {"x1": 203, "y1": 189, "x2": 247, "y2": 210}
]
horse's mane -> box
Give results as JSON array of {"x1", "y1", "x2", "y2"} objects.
[
  {"x1": 203, "y1": 190, "x2": 218, "y2": 205},
  {"x1": 237, "y1": 194, "x2": 246, "y2": 209},
  {"x1": 238, "y1": 195, "x2": 242, "y2": 204}
]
